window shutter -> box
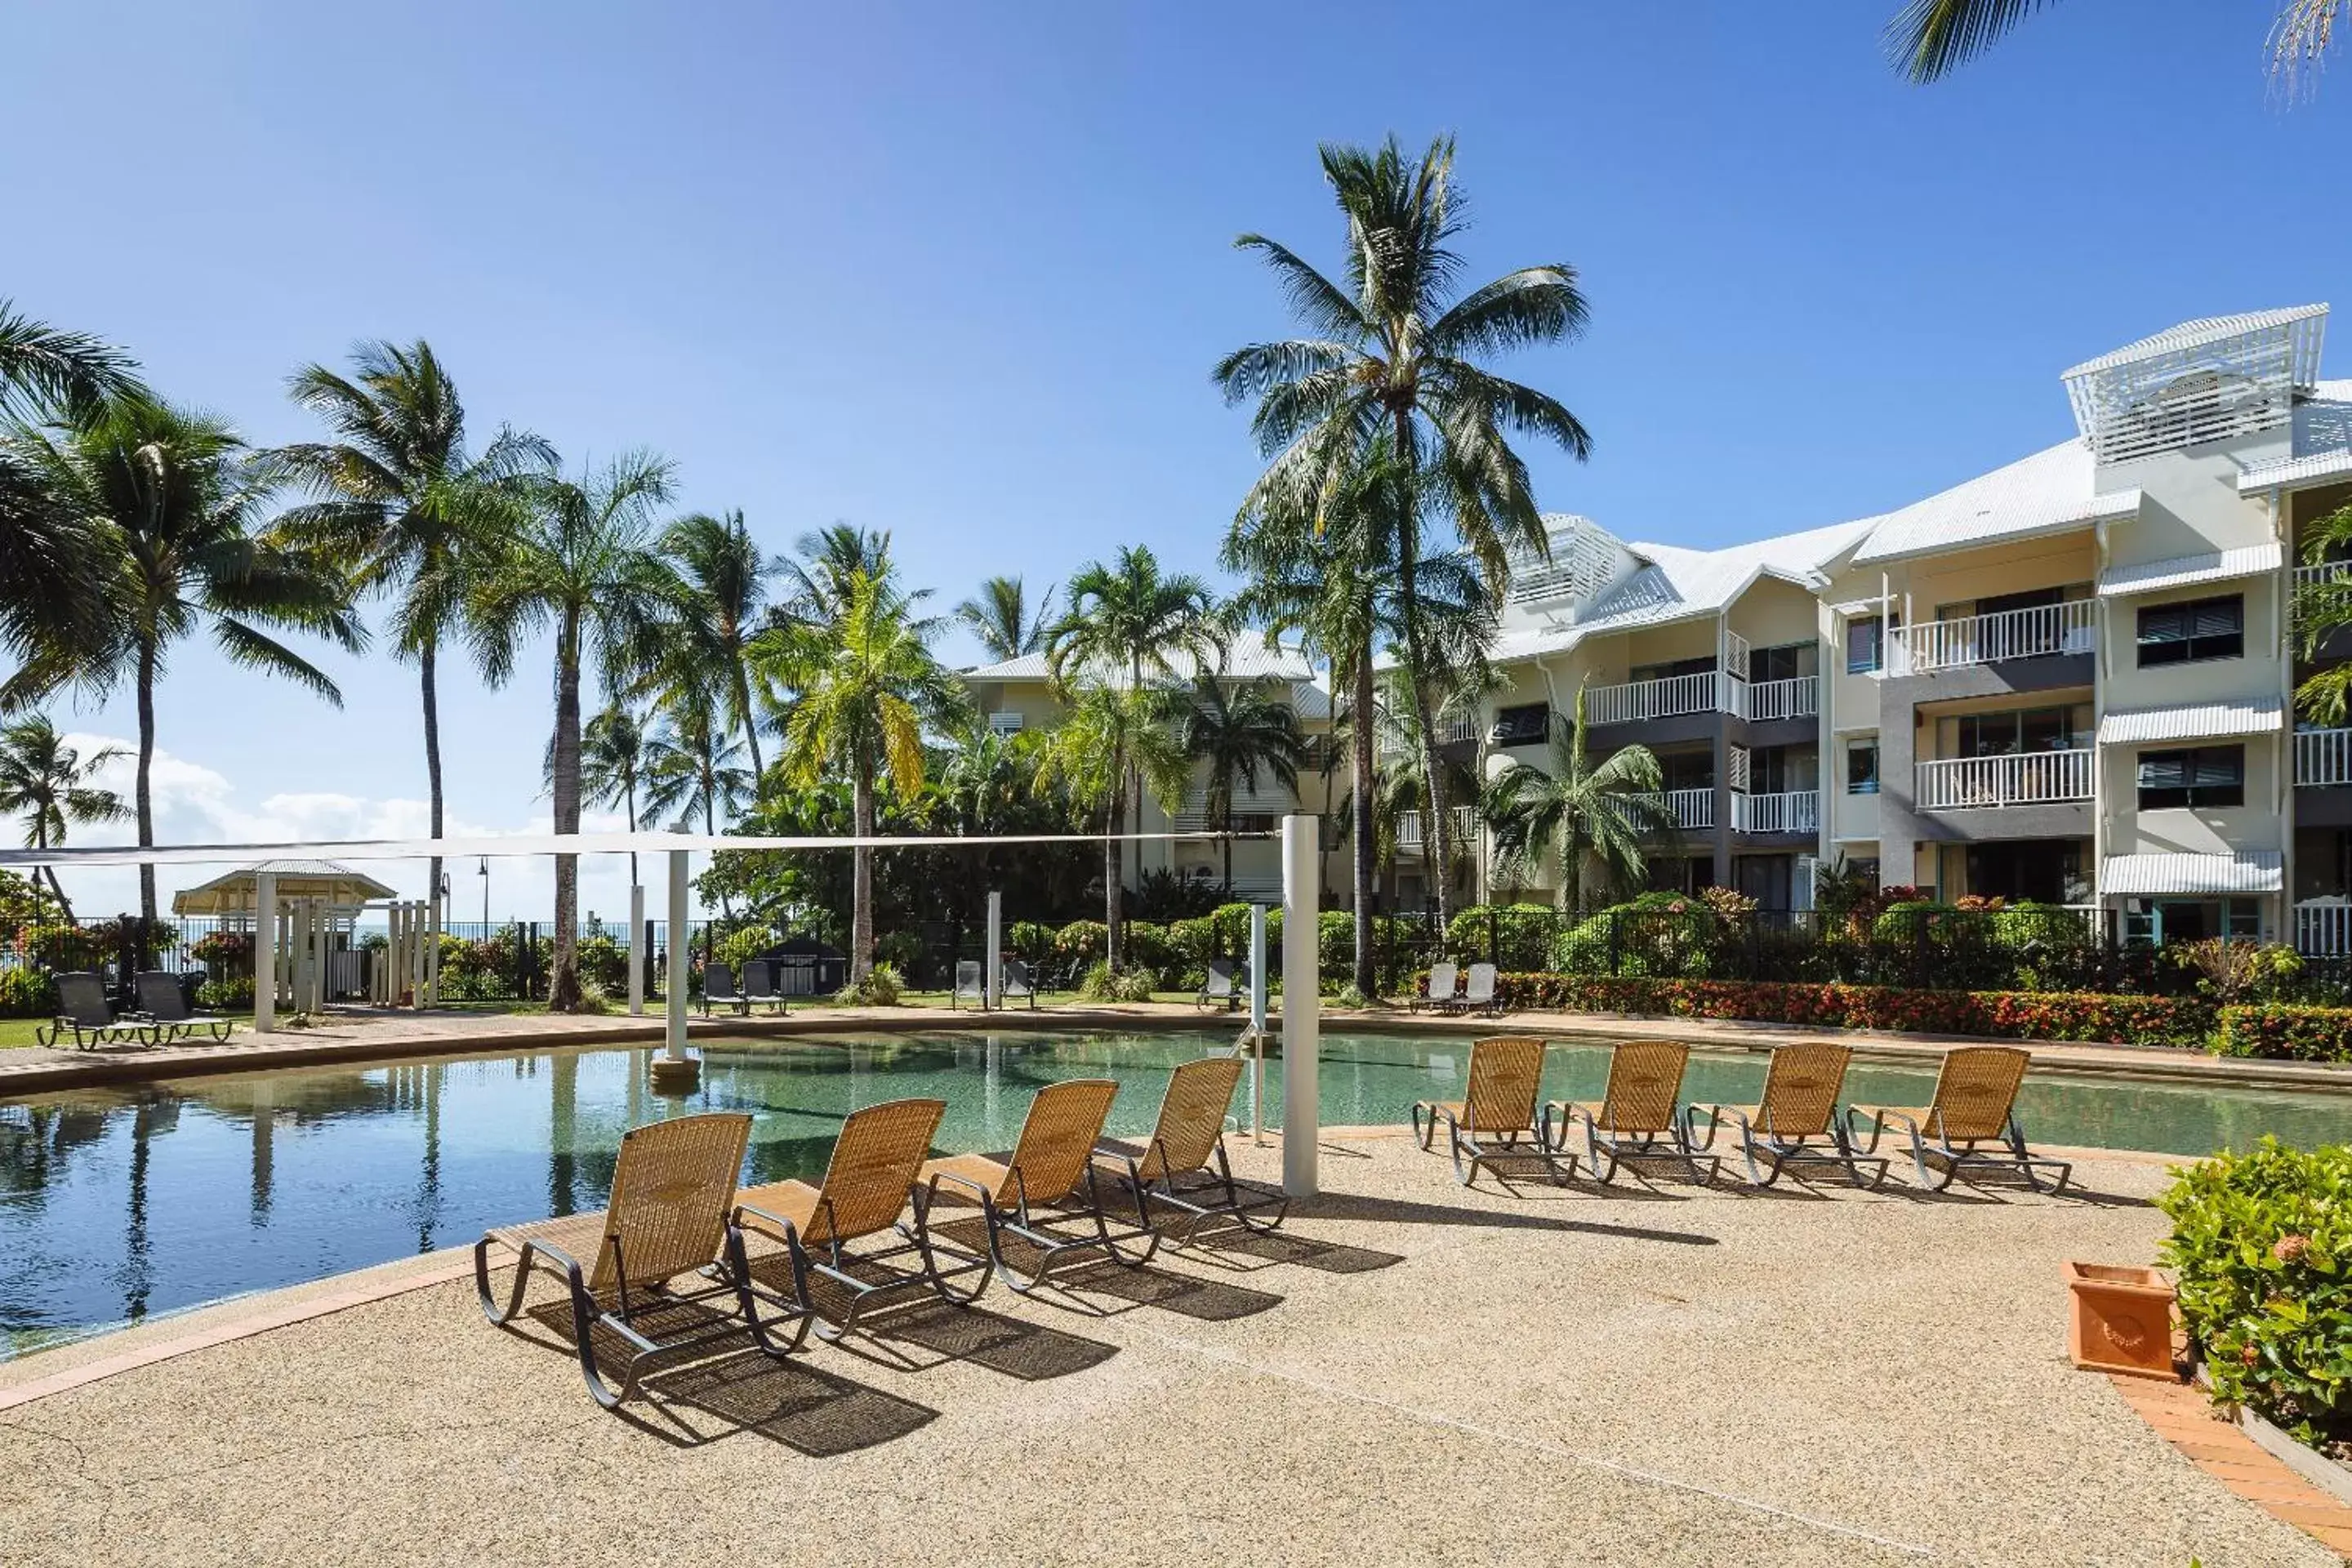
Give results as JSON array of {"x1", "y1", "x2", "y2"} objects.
[
  {"x1": 2192, "y1": 598, "x2": 2243, "y2": 638},
  {"x1": 1728, "y1": 744, "x2": 1751, "y2": 793}
]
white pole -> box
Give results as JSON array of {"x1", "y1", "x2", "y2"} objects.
[
  {"x1": 411, "y1": 899, "x2": 427, "y2": 1006},
  {"x1": 390, "y1": 902, "x2": 407, "y2": 1005},
  {"x1": 627, "y1": 884, "x2": 646, "y2": 1016},
  {"x1": 425, "y1": 892, "x2": 441, "y2": 1006},
  {"x1": 1281, "y1": 813, "x2": 1320, "y2": 1197},
  {"x1": 254, "y1": 871, "x2": 277, "y2": 1033},
  {"x1": 1249, "y1": 904, "x2": 1267, "y2": 1034},
  {"x1": 984, "y1": 889, "x2": 1003, "y2": 1012},
  {"x1": 665, "y1": 850, "x2": 688, "y2": 1059}
]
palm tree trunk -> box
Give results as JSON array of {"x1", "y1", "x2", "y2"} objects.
[
  {"x1": 625, "y1": 787, "x2": 639, "y2": 889},
  {"x1": 547, "y1": 618, "x2": 583, "y2": 1011},
  {"x1": 1351, "y1": 646, "x2": 1377, "y2": 997},
  {"x1": 733, "y1": 664, "x2": 764, "y2": 784},
  {"x1": 850, "y1": 752, "x2": 875, "y2": 982},
  {"x1": 134, "y1": 636, "x2": 157, "y2": 975},
  {"x1": 34, "y1": 821, "x2": 71, "y2": 923},
  {"x1": 1391, "y1": 411, "x2": 1454, "y2": 930},
  {"x1": 421, "y1": 633, "x2": 443, "y2": 939}
]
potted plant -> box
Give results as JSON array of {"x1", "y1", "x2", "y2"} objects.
[{"x1": 2064, "y1": 1260, "x2": 2178, "y2": 1379}]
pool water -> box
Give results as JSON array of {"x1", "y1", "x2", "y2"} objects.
[{"x1": 3, "y1": 1028, "x2": 2345, "y2": 1354}]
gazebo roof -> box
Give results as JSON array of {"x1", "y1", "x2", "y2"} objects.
[{"x1": 171, "y1": 859, "x2": 399, "y2": 915}]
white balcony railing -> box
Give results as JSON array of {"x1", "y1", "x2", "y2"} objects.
[
  {"x1": 1740, "y1": 675, "x2": 1818, "y2": 722},
  {"x1": 1892, "y1": 599, "x2": 2095, "y2": 674},
  {"x1": 1913, "y1": 748, "x2": 2093, "y2": 810},
  {"x1": 1629, "y1": 788, "x2": 1714, "y2": 831},
  {"x1": 1732, "y1": 789, "x2": 1818, "y2": 834},
  {"x1": 2296, "y1": 727, "x2": 2352, "y2": 786},
  {"x1": 1585, "y1": 670, "x2": 1732, "y2": 726},
  {"x1": 2296, "y1": 899, "x2": 2352, "y2": 956},
  {"x1": 1395, "y1": 805, "x2": 1481, "y2": 852}
]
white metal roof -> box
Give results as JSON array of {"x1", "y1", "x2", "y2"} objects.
[
  {"x1": 1849, "y1": 442, "x2": 2113, "y2": 567},
  {"x1": 2096, "y1": 697, "x2": 2283, "y2": 747},
  {"x1": 2062, "y1": 306, "x2": 2328, "y2": 379},
  {"x1": 171, "y1": 860, "x2": 399, "y2": 915},
  {"x1": 2100, "y1": 850, "x2": 2282, "y2": 897},
  {"x1": 2097, "y1": 542, "x2": 2283, "y2": 598},
  {"x1": 2236, "y1": 378, "x2": 2352, "y2": 492}
]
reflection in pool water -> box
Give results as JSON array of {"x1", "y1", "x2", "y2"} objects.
[{"x1": 2, "y1": 1028, "x2": 2344, "y2": 1354}]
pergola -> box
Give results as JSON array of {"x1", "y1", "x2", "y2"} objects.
[
  {"x1": 171, "y1": 858, "x2": 405, "y2": 1010},
  {"x1": 11, "y1": 822, "x2": 1327, "y2": 1196}
]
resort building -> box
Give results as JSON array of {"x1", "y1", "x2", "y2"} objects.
[{"x1": 965, "y1": 304, "x2": 2352, "y2": 951}]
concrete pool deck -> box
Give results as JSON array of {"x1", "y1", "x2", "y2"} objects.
[
  {"x1": 0, "y1": 1135, "x2": 2334, "y2": 1567},
  {"x1": 4, "y1": 996, "x2": 2349, "y2": 1098}
]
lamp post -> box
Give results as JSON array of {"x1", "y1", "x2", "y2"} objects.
[{"x1": 477, "y1": 858, "x2": 489, "y2": 929}]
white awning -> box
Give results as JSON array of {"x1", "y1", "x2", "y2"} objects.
[
  {"x1": 2097, "y1": 697, "x2": 2283, "y2": 747},
  {"x1": 2239, "y1": 448, "x2": 2352, "y2": 495},
  {"x1": 2097, "y1": 542, "x2": 2283, "y2": 598},
  {"x1": 2101, "y1": 851, "x2": 2282, "y2": 897}
]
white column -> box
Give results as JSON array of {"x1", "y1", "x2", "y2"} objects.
[
  {"x1": 1281, "y1": 813, "x2": 1320, "y2": 1197},
  {"x1": 409, "y1": 899, "x2": 427, "y2": 1006},
  {"x1": 254, "y1": 871, "x2": 278, "y2": 1033},
  {"x1": 425, "y1": 893, "x2": 441, "y2": 1006},
  {"x1": 1249, "y1": 903, "x2": 1268, "y2": 1034},
  {"x1": 984, "y1": 889, "x2": 1002, "y2": 1011},
  {"x1": 627, "y1": 884, "x2": 646, "y2": 1016},
  {"x1": 665, "y1": 850, "x2": 689, "y2": 1059},
  {"x1": 390, "y1": 902, "x2": 407, "y2": 1005}
]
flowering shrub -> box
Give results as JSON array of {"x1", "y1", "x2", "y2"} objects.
[
  {"x1": 0, "y1": 966, "x2": 58, "y2": 1018},
  {"x1": 197, "y1": 976, "x2": 256, "y2": 1009},
  {"x1": 2216, "y1": 1004, "x2": 2352, "y2": 1062},
  {"x1": 189, "y1": 930, "x2": 256, "y2": 973},
  {"x1": 13, "y1": 923, "x2": 111, "y2": 972},
  {"x1": 1054, "y1": 920, "x2": 1107, "y2": 968},
  {"x1": 2160, "y1": 1139, "x2": 2352, "y2": 1457}
]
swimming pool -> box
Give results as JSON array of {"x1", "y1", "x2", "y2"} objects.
[{"x1": 4, "y1": 1027, "x2": 2346, "y2": 1354}]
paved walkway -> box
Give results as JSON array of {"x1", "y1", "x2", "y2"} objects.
[{"x1": 0, "y1": 1136, "x2": 2326, "y2": 1567}]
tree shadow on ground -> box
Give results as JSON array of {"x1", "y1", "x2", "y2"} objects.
[{"x1": 1290, "y1": 1191, "x2": 1719, "y2": 1247}]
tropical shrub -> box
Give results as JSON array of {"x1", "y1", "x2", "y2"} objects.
[
  {"x1": 1054, "y1": 920, "x2": 1107, "y2": 968},
  {"x1": 189, "y1": 929, "x2": 256, "y2": 975},
  {"x1": 0, "y1": 966, "x2": 58, "y2": 1018},
  {"x1": 574, "y1": 933, "x2": 630, "y2": 992},
  {"x1": 1007, "y1": 920, "x2": 1055, "y2": 962},
  {"x1": 2160, "y1": 1139, "x2": 2352, "y2": 1456},
  {"x1": 874, "y1": 930, "x2": 923, "y2": 974},
  {"x1": 1122, "y1": 921, "x2": 1175, "y2": 978},
  {"x1": 2216, "y1": 1004, "x2": 2352, "y2": 1062},
  {"x1": 197, "y1": 976, "x2": 255, "y2": 1009},
  {"x1": 714, "y1": 924, "x2": 778, "y2": 977},
  {"x1": 834, "y1": 962, "x2": 902, "y2": 1006},
  {"x1": 1079, "y1": 960, "x2": 1158, "y2": 1002},
  {"x1": 2172, "y1": 940, "x2": 2302, "y2": 1006},
  {"x1": 1445, "y1": 903, "x2": 1559, "y2": 971},
  {"x1": 15, "y1": 922, "x2": 110, "y2": 972}
]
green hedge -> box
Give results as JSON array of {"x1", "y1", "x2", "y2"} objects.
[
  {"x1": 2160, "y1": 1139, "x2": 2352, "y2": 1454},
  {"x1": 2216, "y1": 1004, "x2": 2352, "y2": 1062},
  {"x1": 0, "y1": 966, "x2": 57, "y2": 1019}
]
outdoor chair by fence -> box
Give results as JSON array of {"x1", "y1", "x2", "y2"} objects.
[
  {"x1": 1415, "y1": 960, "x2": 1459, "y2": 1013},
  {"x1": 38, "y1": 973, "x2": 158, "y2": 1051},
  {"x1": 1000, "y1": 958, "x2": 1040, "y2": 1009},
  {"x1": 741, "y1": 960, "x2": 788, "y2": 1014},
  {"x1": 951, "y1": 960, "x2": 987, "y2": 1010},
  {"x1": 920, "y1": 1078, "x2": 1157, "y2": 1290},
  {"x1": 733, "y1": 1097, "x2": 991, "y2": 1341},
  {"x1": 1445, "y1": 962, "x2": 1502, "y2": 1018},
  {"x1": 1410, "y1": 1036, "x2": 1570, "y2": 1187},
  {"x1": 1685, "y1": 1042, "x2": 1887, "y2": 1189},
  {"x1": 1098, "y1": 1054, "x2": 1287, "y2": 1244},
  {"x1": 135, "y1": 970, "x2": 231, "y2": 1043},
  {"x1": 474, "y1": 1111, "x2": 795, "y2": 1409},
  {"x1": 1843, "y1": 1045, "x2": 2074, "y2": 1193},
  {"x1": 1543, "y1": 1040, "x2": 1717, "y2": 1184},
  {"x1": 1197, "y1": 957, "x2": 1242, "y2": 1012},
  {"x1": 699, "y1": 961, "x2": 748, "y2": 1016}
]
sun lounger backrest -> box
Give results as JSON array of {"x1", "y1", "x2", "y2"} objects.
[
  {"x1": 1463, "y1": 963, "x2": 1497, "y2": 1002},
  {"x1": 1139, "y1": 1055, "x2": 1244, "y2": 1180},
  {"x1": 956, "y1": 960, "x2": 983, "y2": 995},
  {"x1": 706, "y1": 961, "x2": 738, "y2": 999},
  {"x1": 55, "y1": 972, "x2": 113, "y2": 1027},
  {"x1": 1926, "y1": 1046, "x2": 2030, "y2": 1142},
  {"x1": 1756, "y1": 1042, "x2": 1851, "y2": 1138},
  {"x1": 803, "y1": 1097, "x2": 946, "y2": 1248},
  {"x1": 1463, "y1": 1036, "x2": 1546, "y2": 1134},
  {"x1": 742, "y1": 960, "x2": 773, "y2": 996},
  {"x1": 590, "y1": 1111, "x2": 753, "y2": 1296},
  {"x1": 1006, "y1": 1078, "x2": 1119, "y2": 1202},
  {"x1": 1599, "y1": 1040, "x2": 1689, "y2": 1135},
  {"x1": 1427, "y1": 960, "x2": 1458, "y2": 1000},
  {"x1": 136, "y1": 971, "x2": 193, "y2": 1022},
  {"x1": 1002, "y1": 959, "x2": 1034, "y2": 994},
  {"x1": 1204, "y1": 958, "x2": 1236, "y2": 995}
]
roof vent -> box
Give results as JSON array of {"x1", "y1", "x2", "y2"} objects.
[
  {"x1": 2062, "y1": 305, "x2": 2325, "y2": 465},
  {"x1": 1507, "y1": 514, "x2": 1632, "y2": 611}
]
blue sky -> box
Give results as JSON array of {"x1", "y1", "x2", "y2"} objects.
[{"x1": 10, "y1": 0, "x2": 2347, "y2": 917}]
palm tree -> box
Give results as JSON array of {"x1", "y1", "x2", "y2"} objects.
[
  {"x1": 1045, "y1": 546, "x2": 1222, "y2": 965},
  {"x1": 1039, "y1": 684, "x2": 1192, "y2": 961},
  {"x1": 0, "y1": 301, "x2": 148, "y2": 669},
  {"x1": 655, "y1": 510, "x2": 773, "y2": 780},
  {"x1": 1183, "y1": 675, "x2": 1307, "y2": 889},
  {"x1": 470, "y1": 451, "x2": 679, "y2": 1010},
  {"x1": 264, "y1": 340, "x2": 552, "y2": 917},
  {"x1": 577, "y1": 705, "x2": 653, "y2": 887},
  {"x1": 762, "y1": 567, "x2": 968, "y2": 980},
  {"x1": 1886, "y1": 2, "x2": 2343, "y2": 88},
  {"x1": 1216, "y1": 135, "x2": 1591, "y2": 927},
  {"x1": 644, "y1": 700, "x2": 753, "y2": 843},
  {"x1": 4, "y1": 399, "x2": 362, "y2": 924},
  {"x1": 955, "y1": 575, "x2": 1055, "y2": 662},
  {"x1": 771, "y1": 523, "x2": 898, "y2": 628},
  {"x1": 0, "y1": 715, "x2": 127, "y2": 921},
  {"x1": 1481, "y1": 685, "x2": 1676, "y2": 914}
]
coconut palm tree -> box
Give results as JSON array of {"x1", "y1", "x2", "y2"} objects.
[
  {"x1": 771, "y1": 523, "x2": 898, "y2": 629},
  {"x1": 1481, "y1": 685, "x2": 1676, "y2": 915},
  {"x1": 3, "y1": 399, "x2": 362, "y2": 924},
  {"x1": 644, "y1": 699, "x2": 753, "y2": 842},
  {"x1": 654, "y1": 509, "x2": 773, "y2": 780},
  {"x1": 264, "y1": 340, "x2": 552, "y2": 916},
  {"x1": 0, "y1": 714, "x2": 127, "y2": 921},
  {"x1": 1039, "y1": 684, "x2": 1192, "y2": 961},
  {"x1": 1183, "y1": 674, "x2": 1307, "y2": 889},
  {"x1": 1045, "y1": 546, "x2": 1222, "y2": 965},
  {"x1": 1886, "y1": 1, "x2": 2343, "y2": 88},
  {"x1": 1216, "y1": 135, "x2": 1590, "y2": 926},
  {"x1": 578, "y1": 705, "x2": 653, "y2": 887},
  {"x1": 761, "y1": 567, "x2": 968, "y2": 980},
  {"x1": 470, "y1": 451, "x2": 680, "y2": 1010},
  {"x1": 954, "y1": 575, "x2": 1055, "y2": 662}
]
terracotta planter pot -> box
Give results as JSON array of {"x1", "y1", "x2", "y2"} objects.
[{"x1": 2065, "y1": 1261, "x2": 2178, "y2": 1380}]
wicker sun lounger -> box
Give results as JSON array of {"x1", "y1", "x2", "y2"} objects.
[
  {"x1": 1098, "y1": 1054, "x2": 1287, "y2": 1245},
  {"x1": 1685, "y1": 1042, "x2": 1887, "y2": 1189},
  {"x1": 1415, "y1": 960, "x2": 1459, "y2": 1013},
  {"x1": 1844, "y1": 1045, "x2": 2073, "y2": 1193},
  {"x1": 1410, "y1": 1036, "x2": 1570, "y2": 1187},
  {"x1": 1544, "y1": 1040, "x2": 1717, "y2": 1184},
  {"x1": 38, "y1": 972, "x2": 158, "y2": 1050},
  {"x1": 733, "y1": 1097, "x2": 991, "y2": 1341},
  {"x1": 919, "y1": 1078, "x2": 1157, "y2": 1290},
  {"x1": 474, "y1": 1111, "x2": 794, "y2": 1409},
  {"x1": 136, "y1": 970, "x2": 231, "y2": 1043}
]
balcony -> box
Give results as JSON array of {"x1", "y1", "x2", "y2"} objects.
[
  {"x1": 1742, "y1": 675, "x2": 1817, "y2": 723},
  {"x1": 2298, "y1": 728, "x2": 2352, "y2": 786},
  {"x1": 1732, "y1": 789, "x2": 1818, "y2": 835},
  {"x1": 1631, "y1": 788, "x2": 1713, "y2": 831},
  {"x1": 1584, "y1": 670, "x2": 1818, "y2": 728},
  {"x1": 1892, "y1": 599, "x2": 2095, "y2": 675},
  {"x1": 1913, "y1": 749, "x2": 2093, "y2": 810},
  {"x1": 1395, "y1": 805, "x2": 1481, "y2": 853},
  {"x1": 2296, "y1": 899, "x2": 2352, "y2": 956}
]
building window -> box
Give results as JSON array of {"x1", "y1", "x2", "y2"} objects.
[
  {"x1": 1749, "y1": 641, "x2": 1817, "y2": 683},
  {"x1": 2136, "y1": 746, "x2": 2245, "y2": 810},
  {"x1": 1490, "y1": 703, "x2": 1551, "y2": 746},
  {"x1": 1845, "y1": 612, "x2": 1899, "y2": 675},
  {"x1": 1846, "y1": 742, "x2": 1879, "y2": 795},
  {"x1": 1942, "y1": 705, "x2": 2090, "y2": 759},
  {"x1": 1628, "y1": 655, "x2": 1717, "y2": 684},
  {"x1": 2136, "y1": 595, "x2": 2243, "y2": 666}
]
